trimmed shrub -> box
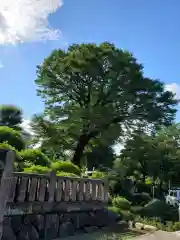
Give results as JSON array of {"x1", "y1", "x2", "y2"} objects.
[
  {"x1": 23, "y1": 165, "x2": 50, "y2": 174},
  {"x1": 138, "y1": 199, "x2": 178, "y2": 221},
  {"x1": 0, "y1": 126, "x2": 25, "y2": 151},
  {"x1": 51, "y1": 161, "x2": 81, "y2": 176},
  {"x1": 108, "y1": 206, "x2": 121, "y2": 215},
  {"x1": 23, "y1": 166, "x2": 79, "y2": 178},
  {"x1": 20, "y1": 149, "x2": 50, "y2": 167},
  {"x1": 112, "y1": 196, "x2": 131, "y2": 210},
  {"x1": 131, "y1": 192, "x2": 152, "y2": 206},
  {"x1": 56, "y1": 171, "x2": 79, "y2": 177},
  {"x1": 91, "y1": 171, "x2": 107, "y2": 179},
  {"x1": 0, "y1": 142, "x2": 21, "y2": 169},
  {"x1": 120, "y1": 210, "x2": 134, "y2": 221}
]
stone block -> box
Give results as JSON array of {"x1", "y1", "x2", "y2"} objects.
[
  {"x1": 44, "y1": 214, "x2": 59, "y2": 240},
  {"x1": 59, "y1": 222, "x2": 74, "y2": 237},
  {"x1": 144, "y1": 224, "x2": 157, "y2": 231},
  {"x1": 84, "y1": 226, "x2": 99, "y2": 233},
  {"x1": 2, "y1": 226, "x2": 16, "y2": 240},
  {"x1": 135, "y1": 222, "x2": 144, "y2": 230},
  {"x1": 16, "y1": 225, "x2": 39, "y2": 240}
]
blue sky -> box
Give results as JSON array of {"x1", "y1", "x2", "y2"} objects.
[{"x1": 0, "y1": 0, "x2": 180, "y2": 121}]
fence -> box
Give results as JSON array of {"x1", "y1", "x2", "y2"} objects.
[
  {"x1": 0, "y1": 150, "x2": 108, "y2": 239},
  {"x1": 8, "y1": 171, "x2": 107, "y2": 203}
]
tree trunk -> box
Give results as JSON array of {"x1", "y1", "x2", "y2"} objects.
[
  {"x1": 72, "y1": 134, "x2": 90, "y2": 166},
  {"x1": 72, "y1": 117, "x2": 123, "y2": 166}
]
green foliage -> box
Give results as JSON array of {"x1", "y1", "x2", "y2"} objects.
[
  {"x1": 0, "y1": 142, "x2": 21, "y2": 167},
  {"x1": 20, "y1": 149, "x2": 50, "y2": 166},
  {"x1": 108, "y1": 206, "x2": 121, "y2": 215},
  {"x1": 85, "y1": 145, "x2": 115, "y2": 169},
  {"x1": 135, "y1": 216, "x2": 180, "y2": 232},
  {"x1": 35, "y1": 42, "x2": 177, "y2": 165},
  {"x1": 51, "y1": 161, "x2": 81, "y2": 176},
  {"x1": 131, "y1": 192, "x2": 152, "y2": 206},
  {"x1": 24, "y1": 165, "x2": 50, "y2": 174},
  {"x1": 0, "y1": 105, "x2": 22, "y2": 129},
  {"x1": 56, "y1": 171, "x2": 79, "y2": 177},
  {"x1": 91, "y1": 171, "x2": 107, "y2": 179},
  {"x1": 30, "y1": 114, "x2": 68, "y2": 161},
  {"x1": 112, "y1": 196, "x2": 131, "y2": 210},
  {"x1": 137, "y1": 199, "x2": 178, "y2": 221},
  {"x1": 0, "y1": 126, "x2": 25, "y2": 151},
  {"x1": 23, "y1": 165, "x2": 79, "y2": 177},
  {"x1": 115, "y1": 124, "x2": 180, "y2": 188},
  {"x1": 120, "y1": 210, "x2": 134, "y2": 221}
]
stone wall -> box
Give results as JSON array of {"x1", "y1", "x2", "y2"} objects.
[{"x1": 3, "y1": 208, "x2": 110, "y2": 240}]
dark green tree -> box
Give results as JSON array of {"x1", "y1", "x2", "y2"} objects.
[
  {"x1": 0, "y1": 126, "x2": 25, "y2": 151},
  {"x1": 30, "y1": 114, "x2": 71, "y2": 160},
  {"x1": 115, "y1": 124, "x2": 180, "y2": 187},
  {"x1": 116, "y1": 132, "x2": 156, "y2": 182},
  {"x1": 0, "y1": 105, "x2": 23, "y2": 130},
  {"x1": 85, "y1": 144, "x2": 115, "y2": 169},
  {"x1": 35, "y1": 42, "x2": 177, "y2": 166}
]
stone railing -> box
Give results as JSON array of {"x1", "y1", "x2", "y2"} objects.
[
  {"x1": 0, "y1": 150, "x2": 110, "y2": 239},
  {"x1": 7, "y1": 171, "x2": 108, "y2": 204}
]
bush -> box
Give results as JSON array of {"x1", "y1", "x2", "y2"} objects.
[
  {"x1": 120, "y1": 210, "x2": 134, "y2": 221},
  {"x1": 20, "y1": 149, "x2": 50, "y2": 167},
  {"x1": 23, "y1": 165, "x2": 50, "y2": 174},
  {"x1": 131, "y1": 192, "x2": 152, "y2": 206},
  {"x1": 91, "y1": 171, "x2": 107, "y2": 179},
  {"x1": 51, "y1": 161, "x2": 81, "y2": 176},
  {"x1": 138, "y1": 199, "x2": 178, "y2": 221},
  {"x1": 0, "y1": 141, "x2": 20, "y2": 160},
  {"x1": 23, "y1": 165, "x2": 79, "y2": 177},
  {"x1": 135, "y1": 216, "x2": 180, "y2": 232},
  {"x1": 136, "y1": 181, "x2": 151, "y2": 194},
  {"x1": 108, "y1": 206, "x2": 121, "y2": 215},
  {"x1": 112, "y1": 196, "x2": 131, "y2": 210},
  {"x1": 0, "y1": 126, "x2": 25, "y2": 151},
  {"x1": 56, "y1": 171, "x2": 79, "y2": 177}
]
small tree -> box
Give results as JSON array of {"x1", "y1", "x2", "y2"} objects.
[{"x1": 0, "y1": 105, "x2": 22, "y2": 130}]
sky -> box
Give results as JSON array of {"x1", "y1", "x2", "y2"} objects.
[{"x1": 0, "y1": 0, "x2": 180, "y2": 126}]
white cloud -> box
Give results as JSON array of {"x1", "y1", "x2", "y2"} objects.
[
  {"x1": 0, "y1": 0, "x2": 63, "y2": 44},
  {"x1": 165, "y1": 83, "x2": 180, "y2": 99},
  {"x1": 20, "y1": 119, "x2": 34, "y2": 136}
]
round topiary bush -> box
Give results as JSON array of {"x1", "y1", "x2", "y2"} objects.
[
  {"x1": 112, "y1": 196, "x2": 131, "y2": 210},
  {"x1": 51, "y1": 161, "x2": 81, "y2": 176},
  {"x1": 20, "y1": 149, "x2": 50, "y2": 167},
  {"x1": 0, "y1": 126, "x2": 25, "y2": 151}
]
